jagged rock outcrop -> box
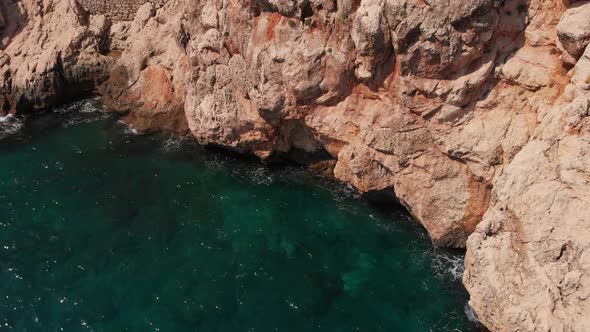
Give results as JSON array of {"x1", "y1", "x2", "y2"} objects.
[
  {"x1": 557, "y1": 0, "x2": 590, "y2": 64},
  {"x1": 179, "y1": 0, "x2": 503, "y2": 247},
  {"x1": 0, "y1": 0, "x2": 112, "y2": 114},
  {"x1": 98, "y1": 0, "x2": 189, "y2": 133},
  {"x1": 464, "y1": 1, "x2": 590, "y2": 330},
  {"x1": 1, "y1": 0, "x2": 589, "y2": 330}
]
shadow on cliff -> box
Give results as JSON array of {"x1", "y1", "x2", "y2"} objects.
[{"x1": 0, "y1": 0, "x2": 26, "y2": 50}]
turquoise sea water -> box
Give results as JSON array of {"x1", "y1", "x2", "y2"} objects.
[{"x1": 0, "y1": 100, "x2": 477, "y2": 331}]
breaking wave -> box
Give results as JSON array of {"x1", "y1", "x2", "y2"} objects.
[
  {"x1": 161, "y1": 135, "x2": 194, "y2": 152},
  {"x1": 118, "y1": 121, "x2": 140, "y2": 135},
  {"x1": 0, "y1": 114, "x2": 24, "y2": 140},
  {"x1": 464, "y1": 303, "x2": 481, "y2": 324},
  {"x1": 246, "y1": 166, "x2": 273, "y2": 186},
  {"x1": 429, "y1": 247, "x2": 465, "y2": 281},
  {"x1": 54, "y1": 98, "x2": 101, "y2": 114},
  {"x1": 57, "y1": 99, "x2": 108, "y2": 128}
]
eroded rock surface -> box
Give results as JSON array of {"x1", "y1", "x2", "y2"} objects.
[
  {"x1": 1, "y1": 0, "x2": 589, "y2": 330},
  {"x1": 98, "y1": 0, "x2": 189, "y2": 133},
  {"x1": 178, "y1": 0, "x2": 506, "y2": 247},
  {"x1": 557, "y1": 0, "x2": 590, "y2": 64},
  {"x1": 0, "y1": 0, "x2": 112, "y2": 114}
]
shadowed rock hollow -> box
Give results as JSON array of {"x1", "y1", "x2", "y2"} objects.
[{"x1": 0, "y1": 0, "x2": 589, "y2": 330}]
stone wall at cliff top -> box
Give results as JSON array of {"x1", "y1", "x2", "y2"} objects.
[{"x1": 77, "y1": 0, "x2": 168, "y2": 21}]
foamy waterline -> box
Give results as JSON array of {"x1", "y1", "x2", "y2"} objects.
[{"x1": 0, "y1": 114, "x2": 24, "y2": 140}]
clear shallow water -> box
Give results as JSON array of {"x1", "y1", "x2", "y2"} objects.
[{"x1": 0, "y1": 101, "x2": 477, "y2": 331}]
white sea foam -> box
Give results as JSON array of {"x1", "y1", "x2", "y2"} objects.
[
  {"x1": 54, "y1": 99, "x2": 100, "y2": 114},
  {"x1": 118, "y1": 121, "x2": 140, "y2": 135},
  {"x1": 464, "y1": 303, "x2": 481, "y2": 324},
  {"x1": 58, "y1": 99, "x2": 108, "y2": 127},
  {"x1": 78, "y1": 99, "x2": 101, "y2": 113},
  {"x1": 62, "y1": 113, "x2": 109, "y2": 128},
  {"x1": 332, "y1": 184, "x2": 360, "y2": 202},
  {"x1": 248, "y1": 167, "x2": 273, "y2": 186},
  {"x1": 161, "y1": 136, "x2": 193, "y2": 152},
  {"x1": 0, "y1": 114, "x2": 23, "y2": 140},
  {"x1": 429, "y1": 248, "x2": 465, "y2": 281},
  {"x1": 162, "y1": 137, "x2": 183, "y2": 152}
]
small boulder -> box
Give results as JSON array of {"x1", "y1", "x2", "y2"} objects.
[{"x1": 557, "y1": 1, "x2": 590, "y2": 62}]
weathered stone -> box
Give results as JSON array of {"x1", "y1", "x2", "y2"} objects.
[
  {"x1": 557, "y1": 0, "x2": 590, "y2": 62},
  {"x1": 0, "y1": 0, "x2": 112, "y2": 114},
  {"x1": 98, "y1": 0, "x2": 189, "y2": 134},
  {"x1": 77, "y1": 0, "x2": 169, "y2": 21},
  {"x1": 573, "y1": 44, "x2": 590, "y2": 89}
]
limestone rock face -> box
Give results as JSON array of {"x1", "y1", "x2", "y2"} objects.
[
  {"x1": 179, "y1": 0, "x2": 505, "y2": 247},
  {"x1": 0, "y1": 0, "x2": 112, "y2": 114},
  {"x1": 465, "y1": 91, "x2": 590, "y2": 331},
  {"x1": 557, "y1": 0, "x2": 590, "y2": 63},
  {"x1": 1, "y1": 0, "x2": 590, "y2": 330},
  {"x1": 98, "y1": 0, "x2": 189, "y2": 134},
  {"x1": 462, "y1": 1, "x2": 590, "y2": 330},
  {"x1": 180, "y1": 0, "x2": 589, "y2": 329}
]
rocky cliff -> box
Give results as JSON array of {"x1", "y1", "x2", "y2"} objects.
[{"x1": 1, "y1": 0, "x2": 589, "y2": 330}]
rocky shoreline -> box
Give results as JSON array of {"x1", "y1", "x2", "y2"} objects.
[{"x1": 1, "y1": 0, "x2": 589, "y2": 330}]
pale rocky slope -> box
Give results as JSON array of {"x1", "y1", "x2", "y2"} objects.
[
  {"x1": 1, "y1": 0, "x2": 589, "y2": 330},
  {"x1": 0, "y1": 0, "x2": 112, "y2": 112}
]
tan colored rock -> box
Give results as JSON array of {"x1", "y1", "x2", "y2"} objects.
[
  {"x1": 178, "y1": 0, "x2": 508, "y2": 247},
  {"x1": 351, "y1": 0, "x2": 392, "y2": 81},
  {"x1": 465, "y1": 93, "x2": 590, "y2": 332},
  {"x1": 464, "y1": 1, "x2": 590, "y2": 331},
  {"x1": 178, "y1": 0, "x2": 588, "y2": 329},
  {"x1": 305, "y1": 91, "x2": 488, "y2": 247},
  {"x1": 200, "y1": 1, "x2": 218, "y2": 29},
  {"x1": 0, "y1": 0, "x2": 112, "y2": 114},
  {"x1": 98, "y1": 0, "x2": 189, "y2": 134},
  {"x1": 557, "y1": 0, "x2": 590, "y2": 62}
]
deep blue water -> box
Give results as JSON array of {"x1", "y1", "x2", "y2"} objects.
[{"x1": 0, "y1": 100, "x2": 477, "y2": 331}]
